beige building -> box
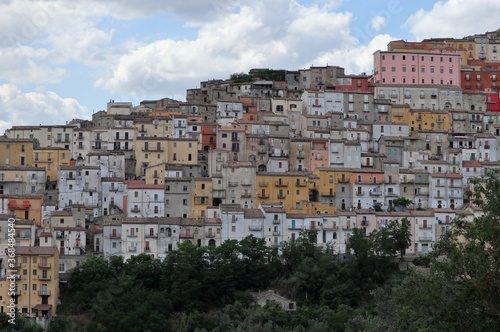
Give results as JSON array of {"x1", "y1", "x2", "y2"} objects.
[{"x1": 0, "y1": 246, "x2": 59, "y2": 317}]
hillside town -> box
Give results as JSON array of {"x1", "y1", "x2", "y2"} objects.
[{"x1": 2, "y1": 29, "x2": 500, "y2": 322}]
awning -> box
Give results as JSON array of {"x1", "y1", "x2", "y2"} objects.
[{"x1": 34, "y1": 304, "x2": 52, "y2": 311}]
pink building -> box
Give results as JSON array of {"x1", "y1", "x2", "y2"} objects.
[{"x1": 373, "y1": 50, "x2": 461, "y2": 87}]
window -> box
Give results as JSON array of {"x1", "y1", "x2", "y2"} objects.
[
  {"x1": 183, "y1": 199, "x2": 188, "y2": 205},
  {"x1": 59, "y1": 263, "x2": 65, "y2": 272}
]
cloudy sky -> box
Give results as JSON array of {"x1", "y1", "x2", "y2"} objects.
[{"x1": 0, "y1": 0, "x2": 499, "y2": 133}]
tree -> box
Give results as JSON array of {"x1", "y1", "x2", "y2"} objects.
[
  {"x1": 392, "y1": 197, "x2": 413, "y2": 211},
  {"x1": 386, "y1": 217, "x2": 412, "y2": 258}
]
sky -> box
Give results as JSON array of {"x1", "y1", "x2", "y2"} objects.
[{"x1": 0, "y1": 0, "x2": 500, "y2": 133}]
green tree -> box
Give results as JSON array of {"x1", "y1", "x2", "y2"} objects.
[
  {"x1": 392, "y1": 197, "x2": 413, "y2": 211},
  {"x1": 387, "y1": 217, "x2": 412, "y2": 258}
]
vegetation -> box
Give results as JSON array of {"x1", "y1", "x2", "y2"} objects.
[
  {"x1": 50, "y1": 171, "x2": 500, "y2": 331},
  {"x1": 229, "y1": 69, "x2": 286, "y2": 83}
]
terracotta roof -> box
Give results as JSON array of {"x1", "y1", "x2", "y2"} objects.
[
  {"x1": 243, "y1": 209, "x2": 265, "y2": 218},
  {"x1": 15, "y1": 246, "x2": 57, "y2": 255}
]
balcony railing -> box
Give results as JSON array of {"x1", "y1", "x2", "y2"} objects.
[
  {"x1": 273, "y1": 219, "x2": 280, "y2": 225},
  {"x1": 249, "y1": 225, "x2": 263, "y2": 231},
  {"x1": 38, "y1": 263, "x2": 51, "y2": 269},
  {"x1": 419, "y1": 237, "x2": 432, "y2": 242},
  {"x1": 110, "y1": 234, "x2": 121, "y2": 239},
  {"x1": 419, "y1": 224, "x2": 432, "y2": 229},
  {"x1": 206, "y1": 233, "x2": 216, "y2": 238},
  {"x1": 228, "y1": 181, "x2": 238, "y2": 187},
  {"x1": 322, "y1": 226, "x2": 338, "y2": 231},
  {"x1": 128, "y1": 246, "x2": 137, "y2": 252},
  {"x1": 179, "y1": 232, "x2": 195, "y2": 239},
  {"x1": 277, "y1": 193, "x2": 286, "y2": 199},
  {"x1": 272, "y1": 231, "x2": 281, "y2": 236},
  {"x1": 131, "y1": 208, "x2": 140, "y2": 213},
  {"x1": 145, "y1": 233, "x2": 158, "y2": 238},
  {"x1": 275, "y1": 181, "x2": 289, "y2": 187},
  {"x1": 258, "y1": 193, "x2": 269, "y2": 199},
  {"x1": 355, "y1": 191, "x2": 365, "y2": 196},
  {"x1": 38, "y1": 290, "x2": 51, "y2": 296},
  {"x1": 241, "y1": 193, "x2": 252, "y2": 198},
  {"x1": 258, "y1": 182, "x2": 269, "y2": 187},
  {"x1": 369, "y1": 190, "x2": 382, "y2": 196},
  {"x1": 38, "y1": 275, "x2": 51, "y2": 281},
  {"x1": 128, "y1": 233, "x2": 138, "y2": 237}
]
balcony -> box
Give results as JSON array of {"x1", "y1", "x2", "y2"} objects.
[
  {"x1": 249, "y1": 225, "x2": 263, "y2": 231},
  {"x1": 296, "y1": 181, "x2": 307, "y2": 187},
  {"x1": 419, "y1": 237, "x2": 432, "y2": 242},
  {"x1": 484, "y1": 145, "x2": 490, "y2": 149},
  {"x1": 258, "y1": 193, "x2": 270, "y2": 199},
  {"x1": 228, "y1": 181, "x2": 238, "y2": 187},
  {"x1": 38, "y1": 263, "x2": 51, "y2": 269},
  {"x1": 369, "y1": 190, "x2": 382, "y2": 196},
  {"x1": 131, "y1": 208, "x2": 140, "y2": 213},
  {"x1": 257, "y1": 147, "x2": 267, "y2": 154},
  {"x1": 110, "y1": 234, "x2": 121, "y2": 239},
  {"x1": 194, "y1": 197, "x2": 208, "y2": 205},
  {"x1": 258, "y1": 181, "x2": 269, "y2": 187},
  {"x1": 419, "y1": 224, "x2": 432, "y2": 229},
  {"x1": 128, "y1": 246, "x2": 137, "y2": 252},
  {"x1": 342, "y1": 225, "x2": 352, "y2": 230},
  {"x1": 355, "y1": 191, "x2": 365, "y2": 196},
  {"x1": 83, "y1": 187, "x2": 97, "y2": 192},
  {"x1": 179, "y1": 232, "x2": 195, "y2": 239},
  {"x1": 38, "y1": 275, "x2": 51, "y2": 281},
  {"x1": 321, "y1": 192, "x2": 335, "y2": 197},
  {"x1": 273, "y1": 219, "x2": 280, "y2": 225},
  {"x1": 277, "y1": 193, "x2": 286, "y2": 199},
  {"x1": 272, "y1": 231, "x2": 281, "y2": 236},
  {"x1": 296, "y1": 152, "x2": 305, "y2": 159},
  {"x1": 241, "y1": 181, "x2": 252, "y2": 187},
  {"x1": 213, "y1": 189, "x2": 226, "y2": 199},
  {"x1": 241, "y1": 192, "x2": 252, "y2": 198},
  {"x1": 54, "y1": 138, "x2": 70, "y2": 143},
  {"x1": 322, "y1": 226, "x2": 338, "y2": 231},
  {"x1": 145, "y1": 233, "x2": 158, "y2": 238},
  {"x1": 144, "y1": 247, "x2": 151, "y2": 252},
  {"x1": 128, "y1": 233, "x2": 138, "y2": 238},
  {"x1": 206, "y1": 233, "x2": 216, "y2": 238},
  {"x1": 38, "y1": 290, "x2": 51, "y2": 296},
  {"x1": 338, "y1": 178, "x2": 350, "y2": 184},
  {"x1": 275, "y1": 181, "x2": 289, "y2": 187}
]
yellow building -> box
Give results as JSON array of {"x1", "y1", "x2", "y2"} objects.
[
  {"x1": 408, "y1": 109, "x2": 450, "y2": 132},
  {"x1": 391, "y1": 104, "x2": 411, "y2": 124},
  {"x1": 0, "y1": 138, "x2": 34, "y2": 167},
  {"x1": 144, "y1": 163, "x2": 165, "y2": 185},
  {"x1": 33, "y1": 147, "x2": 70, "y2": 182},
  {"x1": 0, "y1": 246, "x2": 59, "y2": 317},
  {"x1": 308, "y1": 169, "x2": 353, "y2": 214},
  {"x1": 255, "y1": 172, "x2": 312, "y2": 214},
  {"x1": 134, "y1": 116, "x2": 172, "y2": 138},
  {"x1": 166, "y1": 138, "x2": 198, "y2": 165},
  {"x1": 7, "y1": 196, "x2": 44, "y2": 227},
  {"x1": 191, "y1": 178, "x2": 212, "y2": 218}
]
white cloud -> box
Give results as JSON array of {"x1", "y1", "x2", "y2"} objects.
[
  {"x1": 405, "y1": 0, "x2": 500, "y2": 40},
  {"x1": 95, "y1": 1, "x2": 358, "y2": 97},
  {"x1": 370, "y1": 15, "x2": 386, "y2": 32},
  {"x1": 309, "y1": 34, "x2": 395, "y2": 75},
  {"x1": 0, "y1": 84, "x2": 89, "y2": 134}
]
